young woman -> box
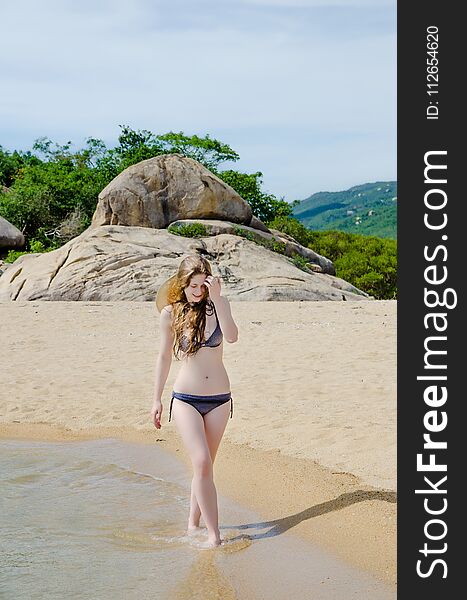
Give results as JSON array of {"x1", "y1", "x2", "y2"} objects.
[{"x1": 150, "y1": 254, "x2": 239, "y2": 548}]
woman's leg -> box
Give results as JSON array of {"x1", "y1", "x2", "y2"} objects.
[
  {"x1": 188, "y1": 477, "x2": 202, "y2": 529},
  {"x1": 171, "y1": 399, "x2": 225, "y2": 546},
  {"x1": 188, "y1": 401, "x2": 231, "y2": 529}
]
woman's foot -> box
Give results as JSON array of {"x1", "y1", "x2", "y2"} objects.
[
  {"x1": 206, "y1": 535, "x2": 222, "y2": 547},
  {"x1": 198, "y1": 537, "x2": 223, "y2": 549},
  {"x1": 187, "y1": 525, "x2": 204, "y2": 536}
]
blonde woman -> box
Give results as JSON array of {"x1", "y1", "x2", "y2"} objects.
[{"x1": 151, "y1": 254, "x2": 238, "y2": 547}]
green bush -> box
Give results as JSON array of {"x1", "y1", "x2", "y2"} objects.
[
  {"x1": 167, "y1": 222, "x2": 209, "y2": 238},
  {"x1": 231, "y1": 226, "x2": 287, "y2": 256},
  {"x1": 0, "y1": 147, "x2": 104, "y2": 250},
  {"x1": 266, "y1": 214, "x2": 311, "y2": 247},
  {"x1": 4, "y1": 239, "x2": 56, "y2": 263},
  {"x1": 291, "y1": 254, "x2": 312, "y2": 273},
  {"x1": 269, "y1": 216, "x2": 397, "y2": 299}
]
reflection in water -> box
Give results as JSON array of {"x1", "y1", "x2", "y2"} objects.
[
  {"x1": 163, "y1": 528, "x2": 253, "y2": 599},
  {"x1": 168, "y1": 551, "x2": 237, "y2": 600}
]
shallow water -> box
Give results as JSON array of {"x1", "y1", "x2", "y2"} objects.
[{"x1": 0, "y1": 439, "x2": 395, "y2": 599}]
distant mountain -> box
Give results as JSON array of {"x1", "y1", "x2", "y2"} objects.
[{"x1": 292, "y1": 181, "x2": 397, "y2": 239}]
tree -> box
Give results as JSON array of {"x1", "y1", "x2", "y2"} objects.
[
  {"x1": 0, "y1": 145, "x2": 41, "y2": 187},
  {"x1": 218, "y1": 170, "x2": 294, "y2": 223},
  {"x1": 156, "y1": 131, "x2": 240, "y2": 171}
]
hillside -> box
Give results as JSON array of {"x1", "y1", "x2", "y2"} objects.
[{"x1": 292, "y1": 181, "x2": 397, "y2": 239}]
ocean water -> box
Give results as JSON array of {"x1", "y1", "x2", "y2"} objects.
[{"x1": 0, "y1": 439, "x2": 395, "y2": 600}]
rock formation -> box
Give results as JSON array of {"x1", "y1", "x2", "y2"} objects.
[
  {"x1": 0, "y1": 154, "x2": 373, "y2": 302},
  {"x1": 0, "y1": 216, "x2": 25, "y2": 249},
  {"x1": 91, "y1": 153, "x2": 259, "y2": 230},
  {"x1": 0, "y1": 225, "x2": 371, "y2": 302}
]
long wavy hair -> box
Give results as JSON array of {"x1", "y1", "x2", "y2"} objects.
[{"x1": 166, "y1": 254, "x2": 216, "y2": 359}]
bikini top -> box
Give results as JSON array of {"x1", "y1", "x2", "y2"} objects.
[{"x1": 180, "y1": 303, "x2": 223, "y2": 352}]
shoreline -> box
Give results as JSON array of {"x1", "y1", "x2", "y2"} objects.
[{"x1": 0, "y1": 422, "x2": 396, "y2": 586}]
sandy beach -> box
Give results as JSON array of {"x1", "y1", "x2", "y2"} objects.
[{"x1": 0, "y1": 300, "x2": 396, "y2": 586}]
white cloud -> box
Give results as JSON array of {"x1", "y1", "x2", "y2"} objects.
[{"x1": 0, "y1": 0, "x2": 396, "y2": 198}]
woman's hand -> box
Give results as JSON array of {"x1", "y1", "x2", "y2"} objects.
[
  {"x1": 204, "y1": 275, "x2": 222, "y2": 302},
  {"x1": 151, "y1": 401, "x2": 163, "y2": 429}
]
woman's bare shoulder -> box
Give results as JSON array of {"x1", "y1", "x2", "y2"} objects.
[{"x1": 160, "y1": 305, "x2": 174, "y2": 324}]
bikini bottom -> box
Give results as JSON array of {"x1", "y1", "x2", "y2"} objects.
[{"x1": 168, "y1": 391, "x2": 233, "y2": 422}]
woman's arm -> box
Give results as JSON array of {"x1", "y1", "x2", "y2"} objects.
[
  {"x1": 153, "y1": 306, "x2": 174, "y2": 401},
  {"x1": 212, "y1": 296, "x2": 238, "y2": 343},
  {"x1": 151, "y1": 308, "x2": 174, "y2": 428}
]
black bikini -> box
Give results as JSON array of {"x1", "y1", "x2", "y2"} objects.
[
  {"x1": 179, "y1": 302, "x2": 223, "y2": 352},
  {"x1": 168, "y1": 391, "x2": 233, "y2": 422},
  {"x1": 169, "y1": 302, "x2": 234, "y2": 422}
]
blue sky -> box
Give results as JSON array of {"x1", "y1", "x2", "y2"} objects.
[{"x1": 0, "y1": 0, "x2": 396, "y2": 202}]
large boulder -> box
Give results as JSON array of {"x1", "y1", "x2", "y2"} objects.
[
  {"x1": 0, "y1": 216, "x2": 25, "y2": 249},
  {"x1": 0, "y1": 225, "x2": 371, "y2": 302},
  {"x1": 91, "y1": 153, "x2": 260, "y2": 230}
]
